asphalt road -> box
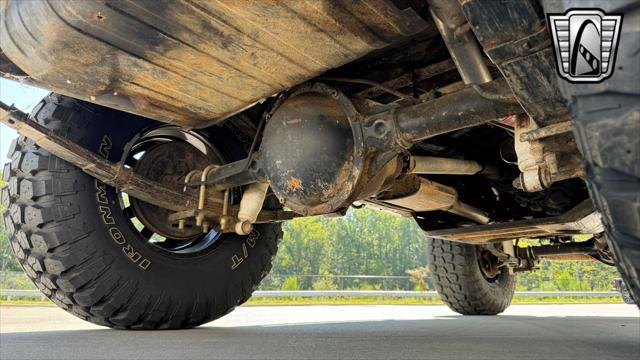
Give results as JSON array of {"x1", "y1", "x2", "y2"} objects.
[{"x1": 1, "y1": 304, "x2": 638, "y2": 359}]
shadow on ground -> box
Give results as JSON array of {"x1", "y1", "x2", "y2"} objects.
[{"x1": 2, "y1": 315, "x2": 639, "y2": 360}]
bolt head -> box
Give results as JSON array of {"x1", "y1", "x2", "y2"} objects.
[{"x1": 235, "y1": 220, "x2": 253, "y2": 235}]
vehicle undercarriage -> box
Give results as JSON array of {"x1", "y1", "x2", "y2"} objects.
[{"x1": 0, "y1": 0, "x2": 638, "y2": 327}]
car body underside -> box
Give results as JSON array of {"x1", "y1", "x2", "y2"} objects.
[{"x1": 0, "y1": 0, "x2": 620, "y2": 273}]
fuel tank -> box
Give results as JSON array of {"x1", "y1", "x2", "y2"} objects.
[{"x1": 0, "y1": 0, "x2": 427, "y2": 128}]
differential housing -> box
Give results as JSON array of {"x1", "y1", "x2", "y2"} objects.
[{"x1": 261, "y1": 85, "x2": 365, "y2": 216}]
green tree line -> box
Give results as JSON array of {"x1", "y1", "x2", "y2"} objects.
[
  {"x1": 270, "y1": 208, "x2": 619, "y2": 291},
  {"x1": 0, "y1": 173, "x2": 619, "y2": 292}
]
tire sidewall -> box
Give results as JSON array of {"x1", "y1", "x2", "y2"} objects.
[
  {"x1": 428, "y1": 238, "x2": 515, "y2": 315},
  {"x1": 470, "y1": 245, "x2": 516, "y2": 301},
  {"x1": 55, "y1": 103, "x2": 279, "y2": 320}
]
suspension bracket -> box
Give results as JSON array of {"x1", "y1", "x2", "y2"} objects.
[{"x1": 0, "y1": 101, "x2": 296, "y2": 226}]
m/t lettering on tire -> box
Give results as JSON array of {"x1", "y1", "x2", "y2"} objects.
[{"x1": 231, "y1": 230, "x2": 260, "y2": 270}]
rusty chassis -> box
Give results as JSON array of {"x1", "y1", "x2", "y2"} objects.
[
  {"x1": 0, "y1": 76, "x2": 595, "y2": 243},
  {"x1": 196, "y1": 78, "x2": 522, "y2": 189},
  {"x1": 1, "y1": 80, "x2": 520, "y2": 232},
  {"x1": 425, "y1": 201, "x2": 603, "y2": 244},
  {"x1": 0, "y1": 0, "x2": 595, "y2": 246},
  {"x1": 1, "y1": 82, "x2": 598, "y2": 248},
  {"x1": 0, "y1": 102, "x2": 294, "y2": 224}
]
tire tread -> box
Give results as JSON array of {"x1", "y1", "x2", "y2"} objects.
[
  {"x1": 428, "y1": 239, "x2": 515, "y2": 315},
  {"x1": 1, "y1": 94, "x2": 280, "y2": 329}
]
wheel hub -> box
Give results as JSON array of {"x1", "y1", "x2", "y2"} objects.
[
  {"x1": 123, "y1": 126, "x2": 224, "y2": 243},
  {"x1": 478, "y1": 247, "x2": 501, "y2": 280},
  {"x1": 131, "y1": 142, "x2": 212, "y2": 239}
]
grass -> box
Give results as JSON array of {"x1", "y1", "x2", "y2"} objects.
[
  {"x1": 246, "y1": 296, "x2": 623, "y2": 305},
  {"x1": 0, "y1": 298, "x2": 53, "y2": 306},
  {"x1": 1, "y1": 295, "x2": 623, "y2": 307}
]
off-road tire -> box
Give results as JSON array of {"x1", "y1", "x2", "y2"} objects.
[
  {"x1": 428, "y1": 238, "x2": 516, "y2": 315},
  {"x1": 1, "y1": 94, "x2": 281, "y2": 329},
  {"x1": 545, "y1": 0, "x2": 640, "y2": 304}
]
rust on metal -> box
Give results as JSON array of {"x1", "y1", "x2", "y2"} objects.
[
  {"x1": 539, "y1": 254, "x2": 594, "y2": 261},
  {"x1": 355, "y1": 59, "x2": 458, "y2": 99},
  {"x1": 0, "y1": 0, "x2": 428, "y2": 128},
  {"x1": 0, "y1": 102, "x2": 294, "y2": 223},
  {"x1": 519, "y1": 121, "x2": 574, "y2": 142},
  {"x1": 379, "y1": 176, "x2": 489, "y2": 224},
  {"x1": 382, "y1": 178, "x2": 458, "y2": 211},
  {"x1": 410, "y1": 156, "x2": 483, "y2": 175},
  {"x1": 393, "y1": 78, "x2": 523, "y2": 145},
  {"x1": 286, "y1": 177, "x2": 303, "y2": 191},
  {"x1": 286, "y1": 118, "x2": 303, "y2": 125},
  {"x1": 424, "y1": 201, "x2": 603, "y2": 244}
]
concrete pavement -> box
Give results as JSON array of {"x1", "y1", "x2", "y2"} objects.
[{"x1": 1, "y1": 304, "x2": 638, "y2": 359}]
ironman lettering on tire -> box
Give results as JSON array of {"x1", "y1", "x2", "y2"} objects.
[{"x1": 1, "y1": 94, "x2": 282, "y2": 329}]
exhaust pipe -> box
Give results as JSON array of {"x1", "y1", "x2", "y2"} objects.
[
  {"x1": 410, "y1": 156, "x2": 483, "y2": 175},
  {"x1": 380, "y1": 177, "x2": 490, "y2": 224}
]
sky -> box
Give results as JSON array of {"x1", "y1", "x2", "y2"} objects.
[{"x1": 0, "y1": 79, "x2": 49, "y2": 162}]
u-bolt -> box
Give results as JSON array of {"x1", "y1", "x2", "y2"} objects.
[
  {"x1": 179, "y1": 170, "x2": 203, "y2": 230},
  {"x1": 197, "y1": 165, "x2": 219, "y2": 227},
  {"x1": 182, "y1": 170, "x2": 202, "y2": 192}
]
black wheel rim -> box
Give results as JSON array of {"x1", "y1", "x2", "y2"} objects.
[
  {"x1": 477, "y1": 246, "x2": 502, "y2": 282},
  {"x1": 117, "y1": 125, "x2": 227, "y2": 255}
]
